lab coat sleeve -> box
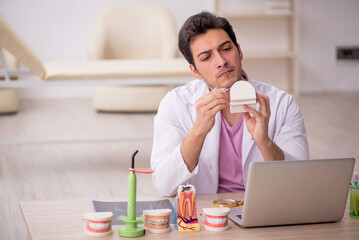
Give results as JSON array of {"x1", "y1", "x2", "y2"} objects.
[
  {"x1": 272, "y1": 95, "x2": 310, "y2": 161},
  {"x1": 151, "y1": 93, "x2": 199, "y2": 196}
]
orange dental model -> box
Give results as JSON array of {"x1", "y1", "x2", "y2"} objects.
[{"x1": 174, "y1": 185, "x2": 200, "y2": 232}]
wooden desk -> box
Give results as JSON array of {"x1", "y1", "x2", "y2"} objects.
[{"x1": 20, "y1": 192, "x2": 359, "y2": 240}]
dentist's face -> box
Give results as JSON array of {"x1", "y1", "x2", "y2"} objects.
[{"x1": 189, "y1": 29, "x2": 243, "y2": 90}]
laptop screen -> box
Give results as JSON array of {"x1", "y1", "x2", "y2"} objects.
[{"x1": 229, "y1": 158, "x2": 355, "y2": 227}]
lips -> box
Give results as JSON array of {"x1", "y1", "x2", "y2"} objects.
[{"x1": 218, "y1": 67, "x2": 234, "y2": 78}]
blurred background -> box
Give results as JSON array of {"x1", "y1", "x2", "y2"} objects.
[
  {"x1": 0, "y1": 0, "x2": 358, "y2": 239},
  {"x1": 1, "y1": 0, "x2": 358, "y2": 98}
]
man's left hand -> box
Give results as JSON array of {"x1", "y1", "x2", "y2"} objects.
[
  {"x1": 242, "y1": 93, "x2": 285, "y2": 161},
  {"x1": 242, "y1": 93, "x2": 271, "y2": 146}
]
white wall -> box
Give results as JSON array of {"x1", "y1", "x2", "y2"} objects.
[
  {"x1": 0, "y1": 0, "x2": 358, "y2": 99},
  {"x1": 299, "y1": 0, "x2": 359, "y2": 93},
  {"x1": 0, "y1": 0, "x2": 213, "y2": 62},
  {"x1": 0, "y1": 0, "x2": 213, "y2": 98}
]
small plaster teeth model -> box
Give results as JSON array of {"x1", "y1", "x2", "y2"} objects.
[
  {"x1": 229, "y1": 81, "x2": 256, "y2": 113},
  {"x1": 83, "y1": 212, "x2": 113, "y2": 237}
]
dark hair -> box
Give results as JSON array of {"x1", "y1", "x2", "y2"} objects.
[{"x1": 178, "y1": 11, "x2": 238, "y2": 67}]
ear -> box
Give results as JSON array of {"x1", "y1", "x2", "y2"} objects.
[
  {"x1": 237, "y1": 43, "x2": 243, "y2": 61},
  {"x1": 189, "y1": 64, "x2": 202, "y2": 80}
]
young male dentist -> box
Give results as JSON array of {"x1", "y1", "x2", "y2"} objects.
[{"x1": 151, "y1": 11, "x2": 309, "y2": 196}]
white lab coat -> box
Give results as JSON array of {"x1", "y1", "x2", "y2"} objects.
[{"x1": 151, "y1": 78, "x2": 309, "y2": 196}]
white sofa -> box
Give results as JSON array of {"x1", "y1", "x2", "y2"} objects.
[
  {"x1": 87, "y1": 4, "x2": 188, "y2": 112},
  {"x1": 0, "y1": 5, "x2": 192, "y2": 113}
]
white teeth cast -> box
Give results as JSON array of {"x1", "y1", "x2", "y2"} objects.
[
  {"x1": 206, "y1": 216, "x2": 227, "y2": 225},
  {"x1": 89, "y1": 221, "x2": 109, "y2": 230}
]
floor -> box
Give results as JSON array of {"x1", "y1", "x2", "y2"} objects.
[{"x1": 0, "y1": 92, "x2": 358, "y2": 239}]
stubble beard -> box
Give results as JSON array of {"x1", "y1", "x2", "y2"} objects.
[{"x1": 214, "y1": 67, "x2": 243, "y2": 90}]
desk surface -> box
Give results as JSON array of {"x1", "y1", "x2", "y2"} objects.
[{"x1": 20, "y1": 192, "x2": 359, "y2": 240}]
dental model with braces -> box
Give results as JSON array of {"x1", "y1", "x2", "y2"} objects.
[
  {"x1": 143, "y1": 208, "x2": 172, "y2": 233},
  {"x1": 174, "y1": 185, "x2": 200, "y2": 232}
]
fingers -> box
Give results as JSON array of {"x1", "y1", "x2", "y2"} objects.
[
  {"x1": 196, "y1": 88, "x2": 229, "y2": 113},
  {"x1": 242, "y1": 93, "x2": 271, "y2": 143},
  {"x1": 242, "y1": 104, "x2": 259, "y2": 118},
  {"x1": 207, "y1": 89, "x2": 229, "y2": 111},
  {"x1": 242, "y1": 112, "x2": 251, "y2": 122},
  {"x1": 204, "y1": 88, "x2": 229, "y2": 104},
  {"x1": 256, "y1": 93, "x2": 270, "y2": 117},
  {"x1": 194, "y1": 88, "x2": 229, "y2": 134},
  {"x1": 243, "y1": 93, "x2": 270, "y2": 117}
]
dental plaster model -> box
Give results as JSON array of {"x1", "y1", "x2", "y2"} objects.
[
  {"x1": 84, "y1": 212, "x2": 113, "y2": 236},
  {"x1": 202, "y1": 207, "x2": 230, "y2": 231},
  {"x1": 174, "y1": 185, "x2": 200, "y2": 232},
  {"x1": 229, "y1": 80, "x2": 256, "y2": 113}
]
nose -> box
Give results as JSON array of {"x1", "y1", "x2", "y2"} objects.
[{"x1": 215, "y1": 52, "x2": 228, "y2": 69}]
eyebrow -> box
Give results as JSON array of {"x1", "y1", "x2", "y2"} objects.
[{"x1": 197, "y1": 40, "x2": 232, "y2": 58}]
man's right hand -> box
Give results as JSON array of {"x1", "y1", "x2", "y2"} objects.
[
  {"x1": 193, "y1": 88, "x2": 229, "y2": 135},
  {"x1": 180, "y1": 88, "x2": 229, "y2": 173}
]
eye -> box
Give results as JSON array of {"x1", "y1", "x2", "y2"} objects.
[
  {"x1": 201, "y1": 55, "x2": 210, "y2": 62},
  {"x1": 222, "y1": 46, "x2": 232, "y2": 52}
]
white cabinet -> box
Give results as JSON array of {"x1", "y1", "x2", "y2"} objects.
[{"x1": 213, "y1": 0, "x2": 299, "y2": 96}]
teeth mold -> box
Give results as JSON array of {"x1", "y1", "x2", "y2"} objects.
[
  {"x1": 202, "y1": 207, "x2": 230, "y2": 231},
  {"x1": 83, "y1": 212, "x2": 113, "y2": 237},
  {"x1": 229, "y1": 81, "x2": 256, "y2": 113}
]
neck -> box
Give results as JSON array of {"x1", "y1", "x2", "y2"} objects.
[{"x1": 221, "y1": 107, "x2": 240, "y2": 127}]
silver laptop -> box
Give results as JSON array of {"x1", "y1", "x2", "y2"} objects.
[{"x1": 229, "y1": 158, "x2": 355, "y2": 227}]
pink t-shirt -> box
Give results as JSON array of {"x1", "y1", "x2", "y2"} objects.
[{"x1": 217, "y1": 113, "x2": 245, "y2": 193}]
